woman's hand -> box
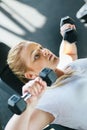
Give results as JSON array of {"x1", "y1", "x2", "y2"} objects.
[
  {"x1": 60, "y1": 23, "x2": 76, "y2": 37},
  {"x1": 22, "y1": 77, "x2": 47, "y2": 107}
]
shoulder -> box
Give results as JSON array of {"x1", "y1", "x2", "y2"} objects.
[
  {"x1": 68, "y1": 58, "x2": 87, "y2": 70},
  {"x1": 35, "y1": 87, "x2": 64, "y2": 118},
  {"x1": 58, "y1": 55, "x2": 73, "y2": 70}
]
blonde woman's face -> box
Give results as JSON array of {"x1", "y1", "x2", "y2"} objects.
[{"x1": 22, "y1": 42, "x2": 59, "y2": 77}]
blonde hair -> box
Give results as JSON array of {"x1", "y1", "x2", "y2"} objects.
[
  {"x1": 54, "y1": 70, "x2": 73, "y2": 87},
  {"x1": 7, "y1": 41, "x2": 34, "y2": 83}
]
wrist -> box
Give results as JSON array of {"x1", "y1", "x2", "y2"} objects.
[{"x1": 63, "y1": 28, "x2": 77, "y2": 43}]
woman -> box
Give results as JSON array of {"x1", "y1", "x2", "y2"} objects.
[
  {"x1": 5, "y1": 23, "x2": 87, "y2": 130},
  {"x1": 6, "y1": 23, "x2": 77, "y2": 84}
]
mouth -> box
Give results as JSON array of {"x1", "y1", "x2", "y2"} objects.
[{"x1": 49, "y1": 54, "x2": 54, "y2": 61}]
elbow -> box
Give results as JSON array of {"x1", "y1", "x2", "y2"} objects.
[{"x1": 71, "y1": 54, "x2": 78, "y2": 61}]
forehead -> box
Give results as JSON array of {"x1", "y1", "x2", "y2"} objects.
[{"x1": 24, "y1": 42, "x2": 41, "y2": 54}]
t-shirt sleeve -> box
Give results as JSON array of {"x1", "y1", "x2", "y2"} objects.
[{"x1": 35, "y1": 88, "x2": 61, "y2": 118}]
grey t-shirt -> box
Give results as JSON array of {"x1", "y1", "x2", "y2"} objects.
[{"x1": 36, "y1": 58, "x2": 87, "y2": 130}]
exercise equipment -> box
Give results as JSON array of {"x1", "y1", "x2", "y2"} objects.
[
  {"x1": 8, "y1": 68, "x2": 58, "y2": 115},
  {"x1": 0, "y1": 42, "x2": 24, "y2": 95},
  {"x1": 44, "y1": 124, "x2": 75, "y2": 130},
  {"x1": 0, "y1": 122, "x2": 2, "y2": 130},
  {"x1": 60, "y1": 16, "x2": 77, "y2": 43}
]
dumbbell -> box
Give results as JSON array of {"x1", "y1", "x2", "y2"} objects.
[
  {"x1": 60, "y1": 16, "x2": 77, "y2": 43},
  {"x1": 8, "y1": 68, "x2": 58, "y2": 115}
]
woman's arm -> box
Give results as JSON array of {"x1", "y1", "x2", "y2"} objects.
[
  {"x1": 28, "y1": 109, "x2": 54, "y2": 130},
  {"x1": 59, "y1": 40, "x2": 78, "y2": 61},
  {"x1": 59, "y1": 24, "x2": 78, "y2": 61},
  {"x1": 5, "y1": 104, "x2": 34, "y2": 130},
  {"x1": 5, "y1": 77, "x2": 55, "y2": 130},
  {"x1": 58, "y1": 24, "x2": 78, "y2": 69},
  {"x1": 5, "y1": 105, "x2": 54, "y2": 130}
]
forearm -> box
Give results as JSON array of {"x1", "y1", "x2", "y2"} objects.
[
  {"x1": 5, "y1": 105, "x2": 34, "y2": 130},
  {"x1": 59, "y1": 40, "x2": 78, "y2": 60},
  {"x1": 59, "y1": 16, "x2": 78, "y2": 60}
]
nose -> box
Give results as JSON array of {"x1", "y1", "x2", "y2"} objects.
[{"x1": 41, "y1": 48, "x2": 49, "y2": 57}]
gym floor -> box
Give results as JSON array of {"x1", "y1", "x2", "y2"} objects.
[{"x1": 0, "y1": 0, "x2": 87, "y2": 130}]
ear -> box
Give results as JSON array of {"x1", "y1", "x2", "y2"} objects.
[{"x1": 24, "y1": 71, "x2": 37, "y2": 80}]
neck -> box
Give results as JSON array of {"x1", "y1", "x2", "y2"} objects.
[{"x1": 54, "y1": 68, "x2": 64, "y2": 78}]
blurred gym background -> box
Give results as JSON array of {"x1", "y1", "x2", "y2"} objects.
[{"x1": 0, "y1": 0, "x2": 87, "y2": 130}]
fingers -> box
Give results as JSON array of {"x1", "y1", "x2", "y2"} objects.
[
  {"x1": 22, "y1": 77, "x2": 47, "y2": 96},
  {"x1": 60, "y1": 24, "x2": 76, "y2": 37}
]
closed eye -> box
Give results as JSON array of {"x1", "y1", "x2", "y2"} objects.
[
  {"x1": 33, "y1": 46, "x2": 43, "y2": 61},
  {"x1": 40, "y1": 46, "x2": 43, "y2": 50},
  {"x1": 34, "y1": 53, "x2": 40, "y2": 60}
]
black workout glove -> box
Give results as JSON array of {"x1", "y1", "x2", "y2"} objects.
[{"x1": 63, "y1": 28, "x2": 77, "y2": 43}]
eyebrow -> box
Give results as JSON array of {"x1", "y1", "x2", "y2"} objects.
[
  {"x1": 30, "y1": 44, "x2": 41, "y2": 56},
  {"x1": 31, "y1": 50, "x2": 34, "y2": 56}
]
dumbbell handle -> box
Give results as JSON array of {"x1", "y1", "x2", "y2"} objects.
[{"x1": 22, "y1": 92, "x2": 31, "y2": 100}]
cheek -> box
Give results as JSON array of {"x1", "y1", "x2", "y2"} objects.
[
  {"x1": 38, "y1": 58, "x2": 57, "y2": 68},
  {"x1": 38, "y1": 60, "x2": 52, "y2": 70},
  {"x1": 38, "y1": 61, "x2": 47, "y2": 68},
  {"x1": 35, "y1": 60, "x2": 49, "y2": 71},
  {"x1": 32, "y1": 57, "x2": 59, "y2": 72},
  {"x1": 33, "y1": 64, "x2": 46, "y2": 74}
]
